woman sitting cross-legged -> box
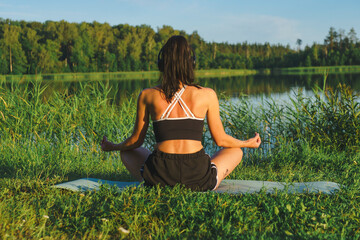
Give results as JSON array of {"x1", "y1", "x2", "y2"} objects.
[{"x1": 101, "y1": 35, "x2": 261, "y2": 191}]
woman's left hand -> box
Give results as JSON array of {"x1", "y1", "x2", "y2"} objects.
[
  {"x1": 101, "y1": 136, "x2": 114, "y2": 152},
  {"x1": 246, "y1": 132, "x2": 261, "y2": 148}
]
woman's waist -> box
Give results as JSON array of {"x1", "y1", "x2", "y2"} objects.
[{"x1": 155, "y1": 139, "x2": 203, "y2": 154}]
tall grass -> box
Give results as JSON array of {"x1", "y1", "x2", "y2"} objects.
[
  {"x1": 222, "y1": 83, "x2": 360, "y2": 153},
  {"x1": 0, "y1": 81, "x2": 140, "y2": 180},
  {"x1": 1, "y1": 80, "x2": 360, "y2": 238}
]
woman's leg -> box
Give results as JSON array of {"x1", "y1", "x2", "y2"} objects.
[
  {"x1": 120, "y1": 147, "x2": 151, "y2": 182},
  {"x1": 211, "y1": 148, "x2": 243, "y2": 189}
]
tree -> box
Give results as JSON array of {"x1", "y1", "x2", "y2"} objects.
[
  {"x1": 155, "y1": 25, "x2": 181, "y2": 45},
  {"x1": 305, "y1": 55, "x2": 312, "y2": 67},
  {"x1": 92, "y1": 22, "x2": 114, "y2": 72},
  {"x1": 0, "y1": 47, "x2": 9, "y2": 74},
  {"x1": 311, "y1": 43, "x2": 319, "y2": 66},
  {"x1": 57, "y1": 21, "x2": 79, "y2": 71},
  {"x1": 0, "y1": 23, "x2": 27, "y2": 74},
  {"x1": 0, "y1": 19, "x2": 357, "y2": 74},
  {"x1": 296, "y1": 39, "x2": 302, "y2": 52},
  {"x1": 113, "y1": 24, "x2": 131, "y2": 71},
  {"x1": 21, "y1": 26, "x2": 40, "y2": 73},
  {"x1": 141, "y1": 25, "x2": 156, "y2": 70},
  {"x1": 348, "y1": 28, "x2": 358, "y2": 44},
  {"x1": 325, "y1": 27, "x2": 338, "y2": 50},
  {"x1": 37, "y1": 40, "x2": 61, "y2": 73},
  {"x1": 72, "y1": 22, "x2": 94, "y2": 72}
]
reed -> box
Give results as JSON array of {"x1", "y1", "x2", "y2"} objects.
[{"x1": 0, "y1": 80, "x2": 359, "y2": 238}]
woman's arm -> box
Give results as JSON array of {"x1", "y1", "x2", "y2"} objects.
[
  {"x1": 101, "y1": 90, "x2": 150, "y2": 152},
  {"x1": 206, "y1": 89, "x2": 261, "y2": 148}
]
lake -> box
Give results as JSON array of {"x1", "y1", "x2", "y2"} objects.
[{"x1": 4, "y1": 72, "x2": 360, "y2": 106}]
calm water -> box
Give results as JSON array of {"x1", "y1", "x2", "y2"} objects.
[
  {"x1": 7, "y1": 72, "x2": 360, "y2": 105},
  {"x1": 201, "y1": 73, "x2": 360, "y2": 107}
]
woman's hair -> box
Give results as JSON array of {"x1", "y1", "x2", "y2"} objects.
[{"x1": 158, "y1": 35, "x2": 197, "y2": 102}]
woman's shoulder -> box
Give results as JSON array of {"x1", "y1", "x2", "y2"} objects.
[
  {"x1": 189, "y1": 85, "x2": 217, "y2": 97},
  {"x1": 140, "y1": 86, "x2": 161, "y2": 95},
  {"x1": 138, "y1": 86, "x2": 162, "y2": 103}
]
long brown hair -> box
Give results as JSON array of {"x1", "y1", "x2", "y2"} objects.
[{"x1": 158, "y1": 35, "x2": 197, "y2": 102}]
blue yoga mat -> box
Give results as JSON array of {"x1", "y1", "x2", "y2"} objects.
[{"x1": 54, "y1": 178, "x2": 341, "y2": 194}]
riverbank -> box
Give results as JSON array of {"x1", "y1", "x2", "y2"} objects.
[
  {"x1": 274, "y1": 65, "x2": 360, "y2": 75},
  {"x1": 0, "y1": 69, "x2": 260, "y2": 82},
  {"x1": 1, "y1": 66, "x2": 360, "y2": 82}
]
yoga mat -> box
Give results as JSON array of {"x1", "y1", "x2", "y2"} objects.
[
  {"x1": 214, "y1": 180, "x2": 341, "y2": 194},
  {"x1": 54, "y1": 178, "x2": 341, "y2": 194}
]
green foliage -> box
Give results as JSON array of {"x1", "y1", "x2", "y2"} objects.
[
  {"x1": 1, "y1": 164, "x2": 360, "y2": 239},
  {"x1": 0, "y1": 23, "x2": 28, "y2": 74},
  {"x1": 287, "y1": 83, "x2": 360, "y2": 151},
  {"x1": 222, "y1": 82, "x2": 360, "y2": 155},
  {"x1": 0, "y1": 81, "x2": 139, "y2": 179},
  {"x1": 1, "y1": 19, "x2": 360, "y2": 75},
  {"x1": 1, "y1": 80, "x2": 360, "y2": 238}
]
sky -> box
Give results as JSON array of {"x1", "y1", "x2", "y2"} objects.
[{"x1": 1, "y1": 0, "x2": 359, "y2": 48}]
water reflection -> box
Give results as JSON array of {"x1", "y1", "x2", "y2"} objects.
[
  {"x1": 200, "y1": 73, "x2": 360, "y2": 97},
  {"x1": 4, "y1": 73, "x2": 360, "y2": 104}
]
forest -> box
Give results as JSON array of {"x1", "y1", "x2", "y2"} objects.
[{"x1": 0, "y1": 18, "x2": 360, "y2": 75}]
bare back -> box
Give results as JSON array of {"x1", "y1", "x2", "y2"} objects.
[{"x1": 143, "y1": 85, "x2": 211, "y2": 154}]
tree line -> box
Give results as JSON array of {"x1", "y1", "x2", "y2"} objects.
[{"x1": 0, "y1": 18, "x2": 359, "y2": 75}]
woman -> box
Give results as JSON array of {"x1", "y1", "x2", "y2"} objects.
[{"x1": 101, "y1": 35, "x2": 261, "y2": 191}]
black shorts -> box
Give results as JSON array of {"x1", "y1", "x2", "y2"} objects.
[{"x1": 141, "y1": 148, "x2": 218, "y2": 191}]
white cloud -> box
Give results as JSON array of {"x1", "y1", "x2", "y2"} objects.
[{"x1": 203, "y1": 14, "x2": 302, "y2": 45}]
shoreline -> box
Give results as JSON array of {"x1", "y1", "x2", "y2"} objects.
[{"x1": 1, "y1": 66, "x2": 360, "y2": 82}]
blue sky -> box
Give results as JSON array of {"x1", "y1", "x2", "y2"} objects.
[{"x1": 1, "y1": 0, "x2": 359, "y2": 48}]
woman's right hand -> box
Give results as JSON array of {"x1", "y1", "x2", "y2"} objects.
[
  {"x1": 246, "y1": 132, "x2": 261, "y2": 148},
  {"x1": 101, "y1": 136, "x2": 114, "y2": 152}
]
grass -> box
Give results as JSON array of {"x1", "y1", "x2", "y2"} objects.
[{"x1": 0, "y1": 80, "x2": 359, "y2": 239}]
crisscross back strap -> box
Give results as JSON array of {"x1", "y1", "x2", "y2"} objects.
[{"x1": 160, "y1": 86, "x2": 196, "y2": 119}]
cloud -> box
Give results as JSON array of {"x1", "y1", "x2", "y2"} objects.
[{"x1": 203, "y1": 14, "x2": 301, "y2": 45}]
